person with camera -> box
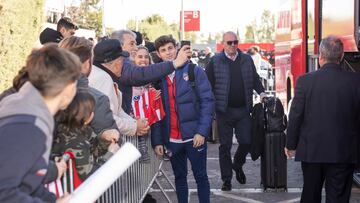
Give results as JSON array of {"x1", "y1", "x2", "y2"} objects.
[
  {"x1": 109, "y1": 30, "x2": 192, "y2": 115},
  {"x1": 151, "y1": 35, "x2": 214, "y2": 203}
]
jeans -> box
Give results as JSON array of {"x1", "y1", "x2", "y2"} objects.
[{"x1": 168, "y1": 141, "x2": 210, "y2": 203}]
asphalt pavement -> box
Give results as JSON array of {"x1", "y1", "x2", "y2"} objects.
[{"x1": 149, "y1": 142, "x2": 360, "y2": 203}]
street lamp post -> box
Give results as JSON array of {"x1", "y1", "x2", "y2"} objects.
[
  {"x1": 181, "y1": 0, "x2": 185, "y2": 40},
  {"x1": 102, "y1": 0, "x2": 106, "y2": 36}
]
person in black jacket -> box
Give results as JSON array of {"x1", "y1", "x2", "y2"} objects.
[
  {"x1": 206, "y1": 31, "x2": 266, "y2": 191},
  {"x1": 286, "y1": 35, "x2": 360, "y2": 203},
  {"x1": 39, "y1": 17, "x2": 78, "y2": 45}
]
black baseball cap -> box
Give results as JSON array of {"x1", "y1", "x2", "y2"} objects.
[{"x1": 93, "y1": 39, "x2": 129, "y2": 63}]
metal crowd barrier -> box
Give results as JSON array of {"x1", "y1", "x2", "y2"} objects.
[{"x1": 97, "y1": 135, "x2": 176, "y2": 203}]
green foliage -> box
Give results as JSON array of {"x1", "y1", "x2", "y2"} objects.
[
  {"x1": 214, "y1": 32, "x2": 223, "y2": 42},
  {"x1": 0, "y1": 0, "x2": 44, "y2": 91},
  {"x1": 244, "y1": 10, "x2": 275, "y2": 43},
  {"x1": 127, "y1": 14, "x2": 180, "y2": 42},
  {"x1": 67, "y1": 0, "x2": 103, "y2": 36},
  {"x1": 244, "y1": 25, "x2": 256, "y2": 43},
  {"x1": 258, "y1": 10, "x2": 275, "y2": 42},
  {"x1": 184, "y1": 32, "x2": 197, "y2": 43}
]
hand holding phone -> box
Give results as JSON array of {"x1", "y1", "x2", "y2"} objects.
[{"x1": 180, "y1": 40, "x2": 191, "y2": 49}]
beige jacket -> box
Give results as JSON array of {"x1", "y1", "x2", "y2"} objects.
[{"x1": 88, "y1": 65, "x2": 137, "y2": 136}]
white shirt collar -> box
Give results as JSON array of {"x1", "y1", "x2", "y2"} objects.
[
  {"x1": 224, "y1": 51, "x2": 238, "y2": 61},
  {"x1": 167, "y1": 71, "x2": 175, "y2": 82}
]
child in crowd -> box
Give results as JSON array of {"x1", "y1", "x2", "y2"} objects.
[
  {"x1": 52, "y1": 89, "x2": 119, "y2": 181},
  {"x1": 132, "y1": 46, "x2": 165, "y2": 163}
]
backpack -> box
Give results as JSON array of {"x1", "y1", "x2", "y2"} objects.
[
  {"x1": 264, "y1": 97, "x2": 287, "y2": 132},
  {"x1": 188, "y1": 63, "x2": 196, "y2": 89}
]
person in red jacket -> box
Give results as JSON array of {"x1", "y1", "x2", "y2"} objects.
[
  {"x1": 151, "y1": 35, "x2": 215, "y2": 203},
  {"x1": 131, "y1": 46, "x2": 165, "y2": 163}
]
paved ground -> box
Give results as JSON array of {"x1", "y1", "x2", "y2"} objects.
[{"x1": 148, "y1": 142, "x2": 360, "y2": 203}]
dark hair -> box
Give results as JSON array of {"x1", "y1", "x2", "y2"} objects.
[
  {"x1": 59, "y1": 36, "x2": 93, "y2": 63},
  {"x1": 154, "y1": 35, "x2": 176, "y2": 51},
  {"x1": 57, "y1": 17, "x2": 78, "y2": 31},
  {"x1": 57, "y1": 89, "x2": 95, "y2": 129},
  {"x1": 132, "y1": 30, "x2": 143, "y2": 45},
  {"x1": 12, "y1": 66, "x2": 28, "y2": 91},
  {"x1": 320, "y1": 35, "x2": 344, "y2": 63},
  {"x1": 26, "y1": 43, "x2": 81, "y2": 97}
]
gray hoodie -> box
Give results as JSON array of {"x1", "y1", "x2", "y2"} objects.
[{"x1": 0, "y1": 82, "x2": 56, "y2": 203}]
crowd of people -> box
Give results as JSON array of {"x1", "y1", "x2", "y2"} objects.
[{"x1": 0, "y1": 16, "x2": 359, "y2": 203}]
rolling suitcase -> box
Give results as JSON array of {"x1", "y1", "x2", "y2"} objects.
[
  {"x1": 261, "y1": 132, "x2": 287, "y2": 190},
  {"x1": 260, "y1": 97, "x2": 287, "y2": 190}
]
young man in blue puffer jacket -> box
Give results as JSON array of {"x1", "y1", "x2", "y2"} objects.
[{"x1": 151, "y1": 35, "x2": 215, "y2": 203}]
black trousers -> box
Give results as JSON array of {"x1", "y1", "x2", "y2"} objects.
[
  {"x1": 301, "y1": 162, "x2": 355, "y2": 203},
  {"x1": 216, "y1": 107, "x2": 251, "y2": 182}
]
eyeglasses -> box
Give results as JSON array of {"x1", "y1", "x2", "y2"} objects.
[{"x1": 226, "y1": 40, "x2": 239, "y2": 46}]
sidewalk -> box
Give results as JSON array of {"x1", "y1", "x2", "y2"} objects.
[{"x1": 149, "y1": 143, "x2": 360, "y2": 203}]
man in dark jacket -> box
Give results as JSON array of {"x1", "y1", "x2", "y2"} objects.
[
  {"x1": 285, "y1": 36, "x2": 360, "y2": 203},
  {"x1": 39, "y1": 17, "x2": 78, "y2": 45},
  {"x1": 151, "y1": 35, "x2": 214, "y2": 203},
  {"x1": 206, "y1": 31, "x2": 266, "y2": 191},
  {"x1": 110, "y1": 30, "x2": 192, "y2": 114},
  {"x1": 0, "y1": 44, "x2": 81, "y2": 202},
  {"x1": 59, "y1": 36, "x2": 120, "y2": 143}
]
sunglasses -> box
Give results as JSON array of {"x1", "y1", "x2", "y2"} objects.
[{"x1": 226, "y1": 40, "x2": 239, "y2": 46}]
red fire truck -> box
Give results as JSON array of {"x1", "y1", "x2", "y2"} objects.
[
  {"x1": 275, "y1": 0, "x2": 360, "y2": 108},
  {"x1": 275, "y1": 0, "x2": 360, "y2": 185}
]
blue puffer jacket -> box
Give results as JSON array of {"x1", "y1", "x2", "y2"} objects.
[
  {"x1": 206, "y1": 50, "x2": 265, "y2": 113},
  {"x1": 151, "y1": 63, "x2": 215, "y2": 147}
]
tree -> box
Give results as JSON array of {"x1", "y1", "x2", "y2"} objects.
[
  {"x1": 244, "y1": 10, "x2": 275, "y2": 43},
  {"x1": 214, "y1": 32, "x2": 223, "y2": 43},
  {"x1": 67, "y1": 0, "x2": 103, "y2": 36},
  {"x1": 207, "y1": 33, "x2": 213, "y2": 44},
  {"x1": 184, "y1": 31, "x2": 197, "y2": 43},
  {"x1": 236, "y1": 28, "x2": 241, "y2": 40},
  {"x1": 0, "y1": 0, "x2": 44, "y2": 91},
  {"x1": 127, "y1": 14, "x2": 179, "y2": 42},
  {"x1": 244, "y1": 25, "x2": 255, "y2": 43},
  {"x1": 257, "y1": 10, "x2": 275, "y2": 42}
]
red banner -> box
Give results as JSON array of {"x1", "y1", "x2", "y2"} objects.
[{"x1": 180, "y1": 11, "x2": 200, "y2": 32}]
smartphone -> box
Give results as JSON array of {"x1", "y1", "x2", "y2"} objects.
[{"x1": 180, "y1": 40, "x2": 191, "y2": 49}]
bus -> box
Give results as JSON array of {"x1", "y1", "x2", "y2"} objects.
[
  {"x1": 275, "y1": 0, "x2": 360, "y2": 186},
  {"x1": 274, "y1": 0, "x2": 360, "y2": 109}
]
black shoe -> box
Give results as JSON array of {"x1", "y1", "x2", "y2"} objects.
[
  {"x1": 234, "y1": 167, "x2": 246, "y2": 184},
  {"x1": 221, "y1": 181, "x2": 232, "y2": 191},
  {"x1": 143, "y1": 194, "x2": 156, "y2": 203}
]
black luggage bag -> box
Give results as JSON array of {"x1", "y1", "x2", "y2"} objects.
[{"x1": 260, "y1": 97, "x2": 287, "y2": 191}]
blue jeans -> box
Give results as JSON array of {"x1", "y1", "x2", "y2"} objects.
[{"x1": 168, "y1": 141, "x2": 210, "y2": 203}]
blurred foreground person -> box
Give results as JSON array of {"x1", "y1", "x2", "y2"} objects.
[{"x1": 0, "y1": 44, "x2": 81, "y2": 203}]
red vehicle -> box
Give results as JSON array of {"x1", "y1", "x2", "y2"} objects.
[
  {"x1": 275, "y1": 0, "x2": 360, "y2": 109},
  {"x1": 216, "y1": 43, "x2": 274, "y2": 53},
  {"x1": 275, "y1": 0, "x2": 360, "y2": 185}
]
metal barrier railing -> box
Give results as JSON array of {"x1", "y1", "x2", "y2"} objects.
[
  {"x1": 97, "y1": 135, "x2": 176, "y2": 203},
  {"x1": 47, "y1": 134, "x2": 175, "y2": 203}
]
